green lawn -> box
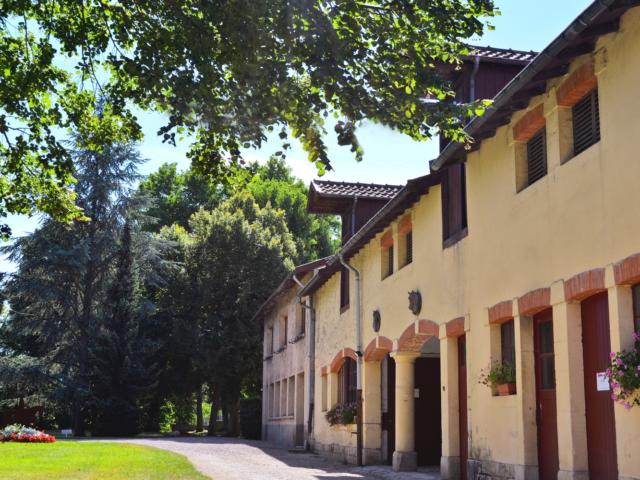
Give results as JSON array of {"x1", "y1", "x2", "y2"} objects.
[{"x1": 0, "y1": 441, "x2": 209, "y2": 479}]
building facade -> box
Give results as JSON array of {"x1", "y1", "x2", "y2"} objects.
[{"x1": 259, "y1": 1, "x2": 640, "y2": 479}]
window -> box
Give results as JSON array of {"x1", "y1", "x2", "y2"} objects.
[
  {"x1": 572, "y1": 89, "x2": 600, "y2": 156},
  {"x1": 537, "y1": 319, "x2": 556, "y2": 390},
  {"x1": 340, "y1": 267, "x2": 350, "y2": 311},
  {"x1": 526, "y1": 128, "x2": 547, "y2": 186},
  {"x1": 381, "y1": 244, "x2": 394, "y2": 279},
  {"x1": 442, "y1": 163, "x2": 468, "y2": 247},
  {"x1": 337, "y1": 358, "x2": 357, "y2": 405},
  {"x1": 280, "y1": 315, "x2": 288, "y2": 349},
  {"x1": 288, "y1": 376, "x2": 295, "y2": 416},
  {"x1": 266, "y1": 326, "x2": 274, "y2": 356},
  {"x1": 633, "y1": 284, "x2": 640, "y2": 333},
  {"x1": 298, "y1": 302, "x2": 306, "y2": 336},
  {"x1": 405, "y1": 231, "x2": 413, "y2": 265},
  {"x1": 501, "y1": 320, "x2": 516, "y2": 373}
]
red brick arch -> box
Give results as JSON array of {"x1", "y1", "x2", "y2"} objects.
[
  {"x1": 518, "y1": 288, "x2": 551, "y2": 316},
  {"x1": 397, "y1": 319, "x2": 439, "y2": 352},
  {"x1": 363, "y1": 336, "x2": 393, "y2": 362},
  {"x1": 329, "y1": 348, "x2": 358, "y2": 373}
]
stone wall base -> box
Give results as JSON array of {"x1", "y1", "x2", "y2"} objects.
[
  {"x1": 440, "y1": 455, "x2": 460, "y2": 480},
  {"x1": 393, "y1": 450, "x2": 417, "y2": 472},
  {"x1": 312, "y1": 441, "x2": 382, "y2": 466},
  {"x1": 468, "y1": 459, "x2": 538, "y2": 480},
  {"x1": 557, "y1": 470, "x2": 588, "y2": 480}
]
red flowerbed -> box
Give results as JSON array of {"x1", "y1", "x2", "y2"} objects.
[{"x1": 0, "y1": 425, "x2": 56, "y2": 443}]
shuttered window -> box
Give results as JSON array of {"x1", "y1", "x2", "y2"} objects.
[
  {"x1": 340, "y1": 266, "x2": 349, "y2": 310},
  {"x1": 633, "y1": 284, "x2": 640, "y2": 333},
  {"x1": 501, "y1": 320, "x2": 516, "y2": 373},
  {"x1": 572, "y1": 89, "x2": 600, "y2": 156},
  {"x1": 442, "y1": 163, "x2": 468, "y2": 246},
  {"x1": 387, "y1": 245, "x2": 394, "y2": 276},
  {"x1": 405, "y1": 231, "x2": 413, "y2": 265},
  {"x1": 526, "y1": 128, "x2": 547, "y2": 186},
  {"x1": 338, "y1": 358, "x2": 357, "y2": 405}
]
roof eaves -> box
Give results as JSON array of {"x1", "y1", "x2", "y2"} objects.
[
  {"x1": 432, "y1": 0, "x2": 623, "y2": 171},
  {"x1": 300, "y1": 174, "x2": 440, "y2": 297}
]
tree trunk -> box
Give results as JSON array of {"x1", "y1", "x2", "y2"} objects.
[
  {"x1": 229, "y1": 398, "x2": 240, "y2": 437},
  {"x1": 222, "y1": 406, "x2": 229, "y2": 434},
  {"x1": 196, "y1": 386, "x2": 204, "y2": 433},
  {"x1": 207, "y1": 387, "x2": 220, "y2": 436}
]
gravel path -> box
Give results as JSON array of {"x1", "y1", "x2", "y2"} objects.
[{"x1": 96, "y1": 437, "x2": 440, "y2": 480}]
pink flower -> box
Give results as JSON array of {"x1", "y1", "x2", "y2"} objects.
[
  {"x1": 624, "y1": 402, "x2": 632, "y2": 410},
  {"x1": 611, "y1": 393, "x2": 618, "y2": 400},
  {"x1": 616, "y1": 358, "x2": 624, "y2": 366},
  {"x1": 610, "y1": 351, "x2": 617, "y2": 359}
]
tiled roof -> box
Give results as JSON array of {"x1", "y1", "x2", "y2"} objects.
[
  {"x1": 311, "y1": 180, "x2": 403, "y2": 200},
  {"x1": 467, "y1": 45, "x2": 538, "y2": 64}
]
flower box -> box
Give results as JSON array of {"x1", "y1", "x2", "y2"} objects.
[{"x1": 496, "y1": 383, "x2": 517, "y2": 396}]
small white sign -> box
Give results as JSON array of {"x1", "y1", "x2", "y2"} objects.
[
  {"x1": 414, "y1": 388, "x2": 420, "y2": 398},
  {"x1": 61, "y1": 429, "x2": 73, "y2": 437},
  {"x1": 596, "y1": 372, "x2": 610, "y2": 392}
]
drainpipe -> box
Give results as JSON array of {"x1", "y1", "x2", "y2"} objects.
[
  {"x1": 469, "y1": 54, "x2": 480, "y2": 102},
  {"x1": 293, "y1": 269, "x2": 320, "y2": 451},
  {"x1": 338, "y1": 254, "x2": 363, "y2": 467}
]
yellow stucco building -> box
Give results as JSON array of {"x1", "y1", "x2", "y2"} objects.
[{"x1": 257, "y1": 2, "x2": 640, "y2": 479}]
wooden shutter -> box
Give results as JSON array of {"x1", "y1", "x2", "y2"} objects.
[
  {"x1": 340, "y1": 266, "x2": 350, "y2": 309},
  {"x1": 442, "y1": 163, "x2": 468, "y2": 243},
  {"x1": 388, "y1": 245, "x2": 394, "y2": 276},
  {"x1": 406, "y1": 231, "x2": 413, "y2": 264},
  {"x1": 527, "y1": 129, "x2": 547, "y2": 186},
  {"x1": 572, "y1": 89, "x2": 600, "y2": 156}
]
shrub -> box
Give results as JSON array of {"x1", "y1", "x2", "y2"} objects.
[
  {"x1": 607, "y1": 332, "x2": 640, "y2": 410},
  {"x1": 325, "y1": 403, "x2": 357, "y2": 426},
  {"x1": 239, "y1": 398, "x2": 261, "y2": 440},
  {"x1": 0, "y1": 424, "x2": 56, "y2": 443},
  {"x1": 478, "y1": 362, "x2": 516, "y2": 389}
]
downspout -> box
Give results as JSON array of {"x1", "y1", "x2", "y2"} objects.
[
  {"x1": 338, "y1": 254, "x2": 363, "y2": 467},
  {"x1": 293, "y1": 269, "x2": 320, "y2": 451},
  {"x1": 469, "y1": 54, "x2": 480, "y2": 102}
]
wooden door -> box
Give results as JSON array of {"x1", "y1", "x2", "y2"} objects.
[
  {"x1": 414, "y1": 357, "x2": 442, "y2": 466},
  {"x1": 384, "y1": 355, "x2": 396, "y2": 465},
  {"x1": 534, "y1": 309, "x2": 559, "y2": 480},
  {"x1": 581, "y1": 292, "x2": 618, "y2": 479},
  {"x1": 458, "y1": 335, "x2": 468, "y2": 480}
]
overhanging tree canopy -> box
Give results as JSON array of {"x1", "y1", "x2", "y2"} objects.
[{"x1": 0, "y1": 0, "x2": 497, "y2": 235}]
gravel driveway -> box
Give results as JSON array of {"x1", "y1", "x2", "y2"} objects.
[{"x1": 98, "y1": 437, "x2": 440, "y2": 480}]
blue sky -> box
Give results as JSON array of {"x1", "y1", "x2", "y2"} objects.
[{"x1": 1, "y1": 0, "x2": 593, "y2": 270}]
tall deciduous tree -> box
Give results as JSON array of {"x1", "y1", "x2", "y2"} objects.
[
  {"x1": 183, "y1": 193, "x2": 296, "y2": 435},
  {"x1": 1, "y1": 1, "x2": 496, "y2": 235}
]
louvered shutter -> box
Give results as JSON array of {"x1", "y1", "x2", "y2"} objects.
[
  {"x1": 388, "y1": 245, "x2": 394, "y2": 276},
  {"x1": 573, "y1": 89, "x2": 601, "y2": 156},
  {"x1": 527, "y1": 128, "x2": 547, "y2": 186},
  {"x1": 405, "y1": 231, "x2": 413, "y2": 265}
]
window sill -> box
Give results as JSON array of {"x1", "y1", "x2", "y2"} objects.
[
  {"x1": 289, "y1": 333, "x2": 305, "y2": 344},
  {"x1": 443, "y1": 227, "x2": 468, "y2": 249},
  {"x1": 268, "y1": 415, "x2": 294, "y2": 421},
  {"x1": 263, "y1": 355, "x2": 273, "y2": 361},
  {"x1": 274, "y1": 346, "x2": 287, "y2": 354}
]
